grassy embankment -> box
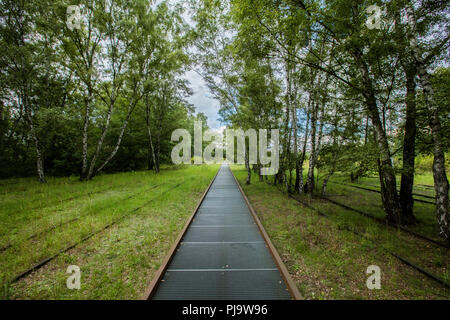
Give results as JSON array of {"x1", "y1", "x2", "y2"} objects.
[
  {"x1": 232, "y1": 165, "x2": 449, "y2": 299},
  {"x1": 0, "y1": 164, "x2": 219, "y2": 299}
]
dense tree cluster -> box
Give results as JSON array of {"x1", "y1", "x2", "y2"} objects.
[
  {"x1": 0, "y1": 0, "x2": 204, "y2": 180},
  {"x1": 0, "y1": 0, "x2": 448, "y2": 240},
  {"x1": 191, "y1": 0, "x2": 449, "y2": 239}
]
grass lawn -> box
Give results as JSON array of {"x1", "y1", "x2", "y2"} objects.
[
  {"x1": 231, "y1": 165, "x2": 449, "y2": 299},
  {"x1": 325, "y1": 175, "x2": 440, "y2": 239},
  {"x1": 2, "y1": 163, "x2": 447, "y2": 300},
  {"x1": 0, "y1": 164, "x2": 219, "y2": 299}
]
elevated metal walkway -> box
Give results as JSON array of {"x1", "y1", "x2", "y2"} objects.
[{"x1": 150, "y1": 164, "x2": 295, "y2": 300}]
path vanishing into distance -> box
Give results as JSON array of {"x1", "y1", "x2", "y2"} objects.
[{"x1": 146, "y1": 164, "x2": 300, "y2": 300}]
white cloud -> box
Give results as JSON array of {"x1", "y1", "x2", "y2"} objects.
[
  {"x1": 164, "y1": 0, "x2": 222, "y2": 129},
  {"x1": 184, "y1": 70, "x2": 221, "y2": 129}
]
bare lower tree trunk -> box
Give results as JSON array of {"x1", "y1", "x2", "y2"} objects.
[
  {"x1": 31, "y1": 130, "x2": 46, "y2": 183},
  {"x1": 371, "y1": 104, "x2": 402, "y2": 224},
  {"x1": 87, "y1": 99, "x2": 114, "y2": 179},
  {"x1": 322, "y1": 169, "x2": 334, "y2": 196},
  {"x1": 298, "y1": 111, "x2": 310, "y2": 194},
  {"x1": 154, "y1": 127, "x2": 161, "y2": 174},
  {"x1": 399, "y1": 60, "x2": 417, "y2": 224},
  {"x1": 147, "y1": 152, "x2": 154, "y2": 170},
  {"x1": 279, "y1": 58, "x2": 292, "y2": 190},
  {"x1": 93, "y1": 98, "x2": 139, "y2": 177},
  {"x1": 245, "y1": 140, "x2": 251, "y2": 185},
  {"x1": 305, "y1": 102, "x2": 318, "y2": 194},
  {"x1": 314, "y1": 105, "x2": 325, "y2": 185},
  {"x1": 257, "y1": 163, "x2": 263, "y2": 182},
  {"x1": 355, "y1": 51, "x2": 402, "y2": 224},
  {"x1": 27, "y1": 112, "x2": 45, "y2": 183},
  {"x1": 292, "y1": 92, "x2": 300, "y2": 193},
  {"x1": 145, "y1": 101, "x2": 157, "y2": 172},
  {"x1": 23, "y1": 86, "x2": 46, "y2": 183},
  {"x1": 94, "y1": 119, "x2": 129, "y2": 176},
  {"x1": 280, "y1": 69, "x2": 291, "y2": 192},
  {"x1": 284, "y1": 136, "x2": 291, "y2": 192},
  {"x1": 405, "y1": 4, "x2": 449, "y2": 239},
  {"x1": 294, "y1": 152, "x2": 300, "y2": 192},
  {"x1": 306, "y1": 72, "x2": 327, "y2": 194}
]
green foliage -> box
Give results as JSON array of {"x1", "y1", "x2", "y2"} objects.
[
  {"x1": 415, "y1": 67, "x2": 450, "y2": 156},
  {"x1": 0, "y1": 0, "x2": 197, "y2": 179}
]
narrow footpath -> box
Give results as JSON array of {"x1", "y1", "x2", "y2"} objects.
[{"x1": 151, "y1": 164, "x2": 294, "y2": 300}]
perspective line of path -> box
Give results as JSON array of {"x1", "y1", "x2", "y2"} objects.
[{"x1": 150, "y1": 164, "x2": 293, "y2": 300}]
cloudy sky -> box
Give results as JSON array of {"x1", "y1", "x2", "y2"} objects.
[
  {"x1": 184, "y1": 70, "x2": 222, "y2": 130},
  {"x1": 158, "y1": 0, "x2": 222, "y2": 130}
]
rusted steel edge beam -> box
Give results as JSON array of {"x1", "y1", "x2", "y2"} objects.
[
  {"x1": 231, "y1": 170, "x2": 303, "y2": 300},
  {"x1": 142, "y1": 168, "x2": 220, "y2": 300}
]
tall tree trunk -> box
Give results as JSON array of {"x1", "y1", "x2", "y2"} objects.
[
  {"x1": 32, "y1": 135, "x2": 46, "y2": 183},
  {"x1": 87, "y1": 98, "x2": 115, "y2": 179},
  {"x1": 313, "y1": 112, "x2": 325, "y2": 193},
  {"x1": 93, "y1": 98, "x2": 139, "y2": 177},
  {"x1": 370, "y1": 100, "x2": 402, "y2": 224},
  {"x1": 292, "y1": 84, "x2": 300, "y2": 193},
  {"x1": 23, "y1": 84, "x2": 46, "y2": 183},
  {"x1": 294, "y1": 150, "x2": 300, "y2": 192},
  {"x1": 25, "y1": 106, "x2": 45, "y2": 183},
  {"x1": 299, "y1": 110, "x2": 310, "y2": 194},
  {"x1": 405, "y1": 4, "x2": 449, "y2": 239},
  {"x1": 305, "y1": 71, "x2": 327, "y2": 194},
  {"x1": 279, "y1": 59, "x2": 291, "y2": 189},
  {"x1": 354, "y1": 51, "x2": 402, "y2": 224},
  {"x1": 306, "y1": 69, "x2": 328, "y2": 194},
  {"x1": 245, "y1": 139, "x2": 251, "y2": 185},
  {"x1": 80, "y1": 87, "x2": 92, "y2": 181},
  {"x1": 305, "y1": 101, "x2": 317, "y2": 194},
  {"x1": 155, "y1": 128, "x2": 161, "y2": 174},
  {"x1": 399, "y1": 60, "x2": 417, "y2": 224},
  {"x1": 145, "y1": 101, "x2": 157, "y2": 173}
]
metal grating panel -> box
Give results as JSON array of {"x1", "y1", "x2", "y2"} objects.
[
  {"x1": 169, "y1": 242, "x2": 274, "y2": 269},
  {"x1": 182, "y1": 225, "x2": 261, "y2": 242},
  {"x1": 206, "y1": 190, "x2": 242, "y2": 197},
  {"x1": 196, "y1": 207, "x2": 250, "y2": 215},
  {"x1": 192, "y1": 214, "x2": 255, "y2": 226},
  {"x1": 201, "y1": 199, "x2": 247, "y2": 208},
  {"x1": 153, "y1": 270, "x2": 291, "y2": 300}
]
